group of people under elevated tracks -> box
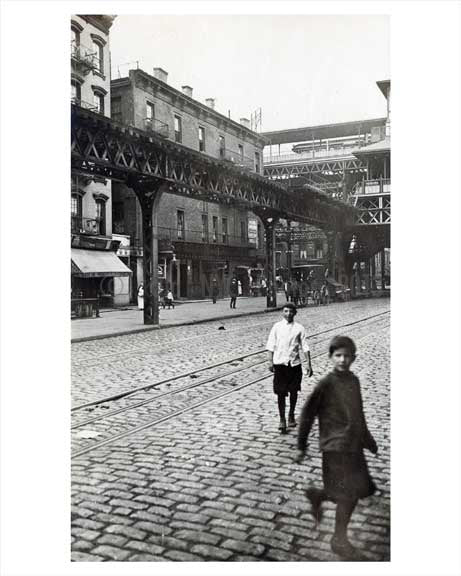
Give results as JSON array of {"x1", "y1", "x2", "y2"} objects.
[
  {"x1": 266, "y1": 302, "x2": 379, "y2": 560},
  {"x1": 284, "y1": 278, "x2": 331, "y2": 307}
]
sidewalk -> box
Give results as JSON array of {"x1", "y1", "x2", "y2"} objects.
[{"x1": 71, "y1": 295, "x2": 282, "y2": 342}]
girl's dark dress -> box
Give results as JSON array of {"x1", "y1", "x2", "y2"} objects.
[{"x1": 298, "y1": 369, "x2": 377, "y2": 501}]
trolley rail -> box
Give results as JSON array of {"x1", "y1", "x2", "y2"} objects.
[
  {"x1": 72, "y1": 313, "x2": 389, "y2": 459},
  {"x1": 72, "y1": 310, "x2": 389, "y2": 412}
]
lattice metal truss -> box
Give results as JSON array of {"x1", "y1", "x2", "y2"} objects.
[
  {"x1": 71, "y1": 105, "x2": 356, "y2": 232},
  {"x1": 353, "y1": 194, "x2": 391, "y2": 225},
  {"x1": 264, "y1": 158, "x2": 366, "y2": 179}
]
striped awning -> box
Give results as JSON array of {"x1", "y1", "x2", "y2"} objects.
[{"x1": 71, "y1": 248, "x2": 132, "y2": 278}]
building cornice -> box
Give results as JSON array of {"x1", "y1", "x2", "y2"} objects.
[
  {"x1": 78, "y1": 15, "x2": 116, "y2": 35},
  {"x1": 124, "y1": 69, "x2": 267, "y2": 147}
]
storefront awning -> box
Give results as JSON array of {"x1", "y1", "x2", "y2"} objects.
[{"x1": 71, "y1": 248, "x2": 132, "y2": 278}]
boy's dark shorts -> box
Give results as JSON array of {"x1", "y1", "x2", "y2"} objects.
[
  {"x1": 273, "y1": 364, "x2": 302, "y2": 396},
  {"x1": 322, "y1": 451, "x2": 377, "y2": 501}
]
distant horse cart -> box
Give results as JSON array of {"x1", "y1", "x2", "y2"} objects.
[{"x1": 291, "y1": 265, "x2": 350, "y2": 305}]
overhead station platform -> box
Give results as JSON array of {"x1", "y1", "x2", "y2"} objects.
[{"x1": 261, "y1": 117, "x2": 387, "y2": 146}]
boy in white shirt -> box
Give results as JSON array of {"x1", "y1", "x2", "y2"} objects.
[{"x1": 266, "y1": 303, "x2": 313, "y2": 433}]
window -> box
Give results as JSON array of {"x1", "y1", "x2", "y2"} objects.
[
  {"x1": 174, "y1": 115, "x2": 182, "y2": 143},
  {"x1": 146, "y1": 102, "x2": 154, "y2": 120},
  {"x1": 238, "y1": 144, "x2": 244, "y2": 160},
  {"x1": 71, "y1": 80, "x2": 81, "y2": 103},
  {"x1": 219, "y1": 135, "x2": 225, "y2": 158},
  {"x1": 198, "y1": 126, "x2": 205, "y2": 152},
  {"x1": 315, "y1": 242, "x2": 323, "y2": 259},
  {"x1": 222, "y1": 218, "x2": 228, "y2": 243},
  {"x1": 240, "y1": 221, "x2": 246, "y2": 243},
  {"x1": 212, "y1": 216, "x2": 218, "y2": 243},
  {"x1": 254, "y1": 151, "x2": 261, "y2": 174},
  {"x1": 177, "y1": 210, "x2": 185, "y2": 240},
  {"x1": 92, "y1": 40, "x2": 104, "y2": 73},
  {"x1": 95, "y1": 199, "x2": 106, "y2": 235},
  {"x1": 93, "y1": 91, "x2": 105, "y2": 114},
  {"x1": 201, "y1": 214, "x2": 209, "y2": 242},
  {"x1": 111, "y1": 97, "x2": 122, "y2": 122},
  {"x1": 71, "y1": 27, "x2": 80, "y2": 55},
  {"x1": 307, "y1": 242, "x2": 315, "y2": 258},
  {"x1": 71, "y1": 194, "x2": 82, "y2": 233},
  {"x1": 299, "y1": 249, "x2": 308, "y2": 259}
]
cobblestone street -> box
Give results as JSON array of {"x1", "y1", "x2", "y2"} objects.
[{"x1": 71, "y1": 298, "x2": 390, "y2": 562}]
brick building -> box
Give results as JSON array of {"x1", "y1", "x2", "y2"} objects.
[
  {"x1": 111, "y1": 67, "x2": 266, "y2": 301},
  {"x1": 71, "y1": 15, "x2": 132, "y2": 308}
]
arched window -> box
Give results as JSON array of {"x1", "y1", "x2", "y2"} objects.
[
  {"x1": 92, "y1": 85, "x2": 107, "y2": 115},
  {"x1": 90, "y1": 34, "x2": 106, "y2": 75}
]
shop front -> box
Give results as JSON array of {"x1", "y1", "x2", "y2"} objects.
[{"x1": 71, "y1": 247, "x2": 132, "y2": 311}]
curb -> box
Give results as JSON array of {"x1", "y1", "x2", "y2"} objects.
[{"x1": 71, "y1": 305, "x2": 285, "y2": 343}]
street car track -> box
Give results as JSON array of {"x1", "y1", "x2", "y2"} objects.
[
  {"x1": 71, "y1": 315, "x2": 291, "y2": 367},
  {"x1": 71, "y1": 315, "x2": 389, "y2": 459},
  {"x1": 72, "y1": 310, "x2": 390, "y2": 412}
]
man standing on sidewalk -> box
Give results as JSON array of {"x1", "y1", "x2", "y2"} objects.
[
  {"x1": 229, "y1": 276, "x2": 238, "y2": 309},
  {"x1": 266, "y1": 303, "x2": 313, "y2": 433}
]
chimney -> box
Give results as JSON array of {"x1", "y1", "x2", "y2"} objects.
[
  {"x1": 182, "y1": 85, "x2": 193, "y2": 98},
  {"x1": 153, "y1": 67, "x2": 168, "y2": 83},
  {"x1": 240, "y1": 118, "x2": 250, "y2": 129},
  {"x1": 205, "y1": 98, "x2": 215, "y2": 110}
]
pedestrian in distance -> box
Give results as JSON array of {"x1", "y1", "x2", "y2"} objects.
[
  {"x1": 266, "y1": 302, "x2": 313, "y2": 434},
  {"x1": 211, "y1": 278, "x2": 219, "y2": 304},
  {"x1": 165, "y1": 289, "x2": 174, "y2": 309},
  {"x1": 137, "y1": 283, "x2": 144, "y2": 310},
  {"x1": 229, "y1": 276, "x2": 238, "y2": 309},
  {"x1": 295, "y1": 335, "x2": 378, "y2": 560}
]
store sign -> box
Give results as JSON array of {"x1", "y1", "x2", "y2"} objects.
[
  {"x1": 158, "y1": 264, "x2": 165, "y2": 278},
  {"x1": 248, "y1": 218, "x2": 258, "y2": 246}
]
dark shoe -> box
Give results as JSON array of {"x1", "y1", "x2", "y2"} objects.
[
  {"x1": 278, "y1": 419, "x2": 287, "y2": 434},
  {"x1": 305, "y1": 488, "x2": 323, "y2": 525},
  {"x1": 288, "y1": 414, "x2": 297, "y2": 427},
  {"x1": 330, "y1": 536, "x2": 363, "y2": 560}
]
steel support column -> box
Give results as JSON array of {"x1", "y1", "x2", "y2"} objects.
[
  {"x1": 131, "y1": 181, "x2": 164, "y2": 325},
  {"x1": 257, "y1": 214, "x2": 279, "y2": 308},
  {"x1": 326, "y1": 231, "x2": 337, "y2": 278},
  {"x1": 381, "y1": 249, "x2": 386, "y2": 289},
  {"x1": 286, "y1": 220, "x2": 292, "y2": 281}
]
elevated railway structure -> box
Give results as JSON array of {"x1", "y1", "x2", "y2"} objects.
[
  {"x1": 71, "y1": 104, "x2": 357, "y2": 323},
  {"x1": 262, "y1": 114, "x2": 391, "y2": 291}
]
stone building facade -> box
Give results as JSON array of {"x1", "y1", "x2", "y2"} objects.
[
  {"x1": 111, "y1": 67, "x2": 266, "y2": 301},
  {"x1": 71, "y1": 15, "x2": 132, "y2": 308}
]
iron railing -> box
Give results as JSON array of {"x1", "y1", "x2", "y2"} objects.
[
  {"x1": 264, "y1": 145, "x2": 362, "y2": 165},
  {"x1": 71, "y1": 40, "x2": 97, "y2": 70},
  {"x1": 221, "y1": 149, "x2": 255, "y2": 170},
  {"x1": 71, "y1": 216, "x2": 104, "y2": 235},
  {"x1": 144, "y1": 117, "x2": 170, "y2": 138},
  {"x1": 352, "y1": 178, "x2": 390, "y2": 195},
  {"x1": 71, "y1": 97, "x2": 99, "y2": 112},
  {"x1": 158, "y1": 225, "x2": 257, "y2": 247}
]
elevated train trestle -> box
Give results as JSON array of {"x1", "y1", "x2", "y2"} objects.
[{"x1": 71, "y1": 104, "x2": 358, "y2": 324}]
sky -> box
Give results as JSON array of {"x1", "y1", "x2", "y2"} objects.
[{"x1": 109, "y1": 15, "x2": 390, "y2": 133}]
